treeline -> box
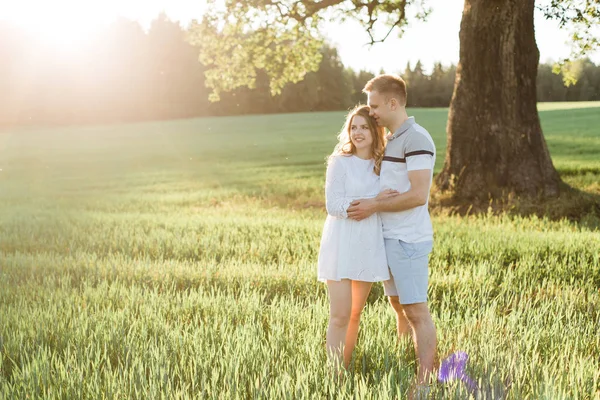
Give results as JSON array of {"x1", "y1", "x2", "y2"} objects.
[{"x1": 1, "y1": 14, "x2": 599, "y2": 127}]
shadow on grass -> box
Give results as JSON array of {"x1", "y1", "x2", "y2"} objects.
[{"x1": 430, "y1": 179, "x2": 600, "y2": 231}]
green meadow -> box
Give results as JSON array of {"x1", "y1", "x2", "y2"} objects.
[{"x1": 1, "y1": 102, "x2": 599, "y2": 399}]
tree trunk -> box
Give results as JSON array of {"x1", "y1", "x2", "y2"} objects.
[{"x1": 435, "y1": 0, "x2": 561, "y2": 201}]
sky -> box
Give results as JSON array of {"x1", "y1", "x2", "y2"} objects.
[{"x1": 1, "y1": 0, "x2": 598, "y2": 74}]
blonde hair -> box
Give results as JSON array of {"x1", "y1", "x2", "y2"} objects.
[
  {"x1": 328, "y1": 105, "x2": 386, "y2": 175},
  {"x1": 363, "y1": 74, "x2": 407, "y2": 106}
]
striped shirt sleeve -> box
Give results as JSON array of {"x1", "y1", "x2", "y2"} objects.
[{"x1": 404, "y1": 132, "x2": 435, "y2": 171}]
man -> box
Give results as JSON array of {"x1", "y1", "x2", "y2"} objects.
[{"x1": 347, "y1": 74, "x2": 437, "y2": 397}]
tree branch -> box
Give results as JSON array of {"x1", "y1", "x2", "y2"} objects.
[
  {"x1": 264, "y1": 0, "x2": 346, "y2": 22},
  {"x1": 304, "y1": 0, "x2": 347, "y2": 16},
  {"x1": 364, "y1": 0, "x2": 407, "y2": 45}
]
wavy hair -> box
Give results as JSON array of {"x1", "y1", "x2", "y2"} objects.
[{"x1": 328, "y1": 105, "x2": 386, "y2": 175}]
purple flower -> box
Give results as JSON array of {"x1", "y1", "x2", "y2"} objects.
[{"x1": 438, "y1": 351, "x2": 477, "y2": 393}]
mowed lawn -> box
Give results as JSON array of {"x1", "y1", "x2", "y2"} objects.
[{"x1": 0, "y1": 103, "x2": 599, "y2": 399}]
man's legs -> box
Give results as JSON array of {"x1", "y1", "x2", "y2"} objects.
[
  {"x1": 384, "y1": 239, "x2": 436, "y2": 387},
  {"x1": 402, "y1": 302, "x2": 437, "y2": 384},
  {"x1": 388, "y1": 295, "x2": 412, "y2": 339}
]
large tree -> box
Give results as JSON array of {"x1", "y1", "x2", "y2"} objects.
[{"x1": 188, "y1": 0, "x2": 600, "y2": 202}]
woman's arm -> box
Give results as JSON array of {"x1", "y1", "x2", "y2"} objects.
[{"x1": 325, "y1": 157, "x2": 352, "y2": 218}]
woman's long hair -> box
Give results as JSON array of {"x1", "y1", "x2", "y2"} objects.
[{"x1": 328, "y1": 105, "x2": 386, "y2": 175}]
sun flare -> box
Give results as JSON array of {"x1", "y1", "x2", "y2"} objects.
[{"x1": 1, "y1": 1, "x2": 113, "y2": 51}]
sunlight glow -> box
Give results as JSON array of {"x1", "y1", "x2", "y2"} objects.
[
  {"x1": 1, "y1": 1, "x2": 115, "y2": 51},
  {"x1": 1, "y1": 0, "x2": 597, "y2": 70},
  {"x1": 1, "y1": 0, "x2": 210, "y2": 52}
]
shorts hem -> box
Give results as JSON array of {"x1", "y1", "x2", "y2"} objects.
[
  {"x1": 396, "y1": 298, "x2": 428, "y2": 305},
  {"x1": 319, "y1": 276, "x2": 390, "y2": 283}
]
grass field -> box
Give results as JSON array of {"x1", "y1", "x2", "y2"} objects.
[{"x1": 1, "y1": 102, "x2": 599, "y2": 399}]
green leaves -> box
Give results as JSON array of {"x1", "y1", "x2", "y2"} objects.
[
  {"x1": 186, "y1": 0, "x2": 430, "y2": 100},
  {"x1": 187, "y1": 5, "x2": 324, "y2": 101},
  {"x1": 540, "y1": 0, "x2": 600, "y2": 84}
]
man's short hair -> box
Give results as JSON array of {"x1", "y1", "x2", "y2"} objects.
[{"x1": 363, "y1": 74, "x2": 407, "y2": 106}]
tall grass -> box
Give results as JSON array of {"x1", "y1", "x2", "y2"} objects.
[{"x1": 1, "y1": 103, "x2": 599, "y2": 399}]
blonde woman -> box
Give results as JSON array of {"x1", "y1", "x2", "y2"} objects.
[{"x1": 318, "y1": 105, "x2": 397, "y2": 372}]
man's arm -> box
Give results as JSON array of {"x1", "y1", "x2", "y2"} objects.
[
  {"x1": 347, "y1": 169, "x2": 431, "y2": 221},
  {"x1": 375, "y1": 169, "x2": 431, "y2": 212}
]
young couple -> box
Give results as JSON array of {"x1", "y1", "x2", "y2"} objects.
[{"x1": 317, "y1": 74, "x2": 437, "y2": 395}]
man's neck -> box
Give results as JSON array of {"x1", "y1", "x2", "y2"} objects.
[{"x1": 387, "y1": 110, "x2": 409, "y2": 134}]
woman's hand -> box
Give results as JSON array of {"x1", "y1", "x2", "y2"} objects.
[{"x1": 376, "y1": 189, "x2": 399, "y2": 200}]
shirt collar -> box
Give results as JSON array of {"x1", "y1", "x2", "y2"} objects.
[{"x1": 387, "y1": 117, "x2": 415, "y2": 141}]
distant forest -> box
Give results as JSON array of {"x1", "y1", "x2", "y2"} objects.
[{"x1": 2, "y1": 13, "x2": 599, "y2": 126}]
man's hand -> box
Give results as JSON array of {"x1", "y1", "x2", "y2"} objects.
[
  {"x1": 348, "y1": 189, "x2": 399, "y2": 221},
  {"x1": 376, "y1": 188, "x2": 400, "y2": 200},
  {"x1": 347, "y1": 198, "x2": 377, "y2": 221}
]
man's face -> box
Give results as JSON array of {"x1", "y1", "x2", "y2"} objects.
[{"x1": 367, "y1": 90, "x2": 391, "y2": 129}]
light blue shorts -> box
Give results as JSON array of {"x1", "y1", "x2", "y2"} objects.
[{"x1": 383, "y1": 239, "x2": 433, "y2": 304}]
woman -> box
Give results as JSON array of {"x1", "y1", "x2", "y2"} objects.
[{"x1": 318, "y1": 105, "x2": 396, "y2": 372}]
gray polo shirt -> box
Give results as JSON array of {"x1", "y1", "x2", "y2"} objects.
[{"x1": 380, "y1": 117, "x2": 436, "y2": 243}]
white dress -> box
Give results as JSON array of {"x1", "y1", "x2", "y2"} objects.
[{"x1": 317, "y1": 155, "x2": 390, "y2": 282}]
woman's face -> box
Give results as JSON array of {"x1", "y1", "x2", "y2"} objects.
[{"x1": 350, "y1": 115, "x2": 374, "y2": 152}]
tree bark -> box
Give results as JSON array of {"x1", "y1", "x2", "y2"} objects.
[{"x1": 435, "y1": 0, "x2": 561, "y2": 201}]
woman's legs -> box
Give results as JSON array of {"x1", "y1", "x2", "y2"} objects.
[
  {"x1": 326, "y1": 279, "x2": 352, "y2": 371},
  {"x1": 343, "y1": 280, "x2": 373, "y2": 367}
]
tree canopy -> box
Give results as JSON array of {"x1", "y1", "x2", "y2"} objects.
[
  {"x1": 188, "y1": 0, "x2": 433, "y2": 100},
  {"x1": 191, "y1": 0, "x2": 599, "y2": 100},
  {"x1": 540, "y1": 0, "x2": 600, "y2": 84}
]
